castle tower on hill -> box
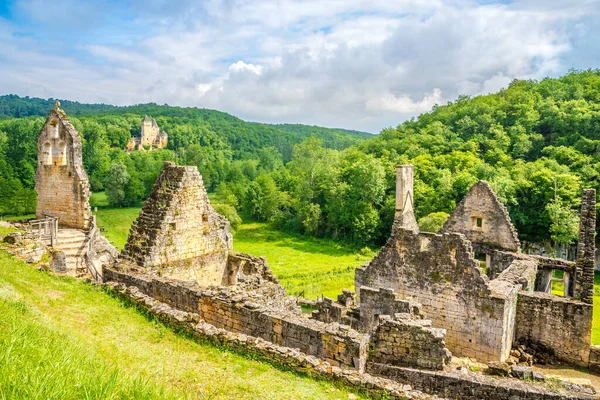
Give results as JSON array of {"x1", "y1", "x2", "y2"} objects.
[{"x1": 126, "y1": 115, "x2": 168, "y2": 151}]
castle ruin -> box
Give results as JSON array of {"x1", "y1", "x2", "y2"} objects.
[
  {"x1": 34, "y1": 102, "x2": 92, "y2": 230},
  {"x1": 5, "y1": 116, "x2": 599, "y2": 399},
  {"x1": 99, "y1": 162, "x2": 599, "y2": 399}
]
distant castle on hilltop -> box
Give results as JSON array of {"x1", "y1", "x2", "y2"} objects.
[{"x1": 126, "y1": 116, "x2": 168, "y2": 151}]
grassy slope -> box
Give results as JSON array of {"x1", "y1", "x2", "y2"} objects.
[{"x1": 0, "y1": 250, "x2": 365, "y2": 400}]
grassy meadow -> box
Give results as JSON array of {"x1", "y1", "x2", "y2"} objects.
[{"x1": 0, "y1": 250, "x2": 366, "y2": 400}]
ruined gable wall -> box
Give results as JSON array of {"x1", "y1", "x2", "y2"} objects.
[
  {"x1": 122, "y1": 162, "x2": 232, "y2": 285},
  {"x1": 440, "y1": 181, "x2": 520, "y2": 252},
  {"x1": 35, "y1": 110, "x2": 91, "y2": 229},
  {"x1": 355, "y1": 229, "x2": 519, "y2": 362},
  {"x1": 515, "y1": 292, "x2": 592, "y2": 366}
]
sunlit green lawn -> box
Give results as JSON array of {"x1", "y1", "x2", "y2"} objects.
[{"x1": 0, "y1": 250, "x2": 366, "y2": 400}]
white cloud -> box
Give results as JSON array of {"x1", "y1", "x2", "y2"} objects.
[
  {"x1": 0, "y1": 0, "x2": 598, "y2": 132},
  {"x1": 229, "y1": 61, "x2": 263, "y2": 75},
  {"x1": 366, "y1": 89, "x2": 443, "y2": 114}
]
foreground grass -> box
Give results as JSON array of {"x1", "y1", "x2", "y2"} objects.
[{"x1": 0, "y1": 250, "x2": 365, "y2": 399}]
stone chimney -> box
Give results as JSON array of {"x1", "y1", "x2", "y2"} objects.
[
  {"x1": 393, "y1": 165, "x2": 419, "y2": 233},
  {"x1": 575, "y1": 188, "x2": 596, "y2": 304}
]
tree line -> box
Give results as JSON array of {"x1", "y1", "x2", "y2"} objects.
[{"x1": 2, "y1": 70, "x2": 600, "y2": 250}]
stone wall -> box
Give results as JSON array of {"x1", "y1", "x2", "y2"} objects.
[
  {"x1": 515, "y1": 291, "x2": 592, "y2": 366},
  {"x1": 358, "y1": 286, "x2": 422, "y2": 332},
  {"x1": 440, "y1": 180, "x2": 520, "y2": 252},
  {"x1": 35, "y1": 106, "x2": 91, "y2": 230},
  {"x1": 588, "y1": 345, "x2": 600, "y2": 373},
  {"x1": 121, "y1": 162, "x2": 232, "y2": 286},
  {"x1": 369, "y1": 315, "x2": 451, "y2": 370},
  {"x1": 356, "y1": 229, "x2": 520, "y2": 362},
  {"x1": 575, "y1": 189, "x2": 596, "y2": 304},
  {"x1": 103, "y1": 266, "x2": 368, "y2": 370},
  {"x1": 367, "y1": 363, "x2": 596, "y2": 400},
  {"x1": 103, "y1": 279, "x2": 596, "y2": 400}
]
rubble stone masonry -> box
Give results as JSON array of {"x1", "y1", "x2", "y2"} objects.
[
  {"x1": 369, "y1": 315, "x2": 451, "y2": 370},
  {"x1": 440, "y1": 180, "x2": 520, "y2": 252},
  {"x1": 356, "y1": 229, "x2": 520, "y2": 362},
  {"x1": 35, "y1": 107, "x2": 91, "y2": 229},
  {"x1": 575, "y1": 189, "x2": 596, "y2": 304},
  {"x1": 121, "y1": 162, "x2": 232, "y2": 285},
  {"x1": 515, "y1": 291, "x2": 593, "y2": 366}
]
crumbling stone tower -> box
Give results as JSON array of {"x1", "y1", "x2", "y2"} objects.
[
  {"x1": 575, "y1": 189, "x2": 596, "y2": 304},
  {"x1": 122, "y1": 161, "x2": 232, "y2": 285},
  {"x1": 34, "y1": 102, "x2": 92, "y2": 230},
  {"x1": 393, "y1": 165, "x2": 419, "y2": 233}
]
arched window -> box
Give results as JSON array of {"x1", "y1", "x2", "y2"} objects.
[
  {"x1": 48, "y1": 120, "x2": 59, "y2": 139},
  {"x1": 42, "y1": 142, "x2": 52, "y2": 165},
  {"x1": 56, "y1": 141, "x2": 67, "y2": 165}
]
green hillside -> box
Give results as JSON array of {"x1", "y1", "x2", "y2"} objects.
[{"x1": 2, "y1": 70, "x2": 600, "y2": 247}]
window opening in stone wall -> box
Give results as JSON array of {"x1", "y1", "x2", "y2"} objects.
[
  {"x1": 49, "y1": 120, "x2": 59, "y2": 139},
  {"x1": 471, "y1": 216, "x2": 484, "y2": 231},
  {"x1": 57, "y1": 141, "x2": 67, "y2": 166},
  {"x1": 202, "y1": 214, "x2": 209, "y2": 222},
  {"x1": 550, "y1": 269, "x2": 566, "y2": 297},
  {"x1": 169, "y1": 222, "x2": 177, "y2": 230},
  {"x1": 42, "y1": 142, "x2": 52, "y2": 165},
  {"x1": 475, "y1": 251, "x2": 488, "y2": 276}
]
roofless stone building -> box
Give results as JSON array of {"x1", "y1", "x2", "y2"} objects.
[{"x1": 35, "y1": 101, "x2": 92, "y2": 230}]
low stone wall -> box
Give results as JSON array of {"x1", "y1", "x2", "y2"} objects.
[
  {"x1": 370, "y1": 315, "x2": 451, "y2": 370},
  {"x1": 588, "y1": 345, "x2": 600, "y2": 373},
  {"x1": 358, "y1": 286, "x2": 422, "y2": 332},
  {"x1": 225, "y1": 252, "x2": 279, "y2": 284},
  {"x1": 367, "y1": 363, "x2": 596, "y2": 400},
  {"x1": 515, "y1": 292, "x2": 593, "y2": 366},
  {"x1": 103, "y1": 267, "x2": 368, "y2": 370},
  {"x1": 104, "y1": 281, "x2": 595, "y2": 400},
  {"x1": 103, "y1": 282, "x2": 442, "y2": 400}
]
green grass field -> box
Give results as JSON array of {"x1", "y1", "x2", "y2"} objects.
[{"x1": 0, "y1": 250, "x2": 365, "y2": 400}]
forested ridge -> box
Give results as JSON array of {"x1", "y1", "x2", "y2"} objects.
[{"x1": 2, "y1": 70, "x2": 600, "y2": 248}]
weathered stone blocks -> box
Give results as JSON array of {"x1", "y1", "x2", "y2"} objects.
[
  {"x1": 121, "y1": 162, "x2": 233, "y2": 286},
  {"x1": 35, "y1": 105, "x2": 91, "y2": 230}
]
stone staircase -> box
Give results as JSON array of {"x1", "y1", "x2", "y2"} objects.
[{"x1": 53, "y1": 229, "x2": 88, "y2": 275}]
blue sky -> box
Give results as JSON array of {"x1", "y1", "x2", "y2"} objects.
[{"x1": 0, "y1": 0, "x2": 599, "y2": 132}]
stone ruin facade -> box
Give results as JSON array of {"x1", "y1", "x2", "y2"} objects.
[
  {"x1": 100, "y1": 162, "x2": 598, "y2": 399},
  {"x1": 35, "y1": 102, "x2": 92, "y2": 230},
  {"x1": 126, "y1": 115, "x2": 168, "y2": 151},
  {"x1": 2, "y1": 104, "x2": 118, "y2": 280},
  {"x1": 121, "y1": 161, "x2": 234, "y2": 285},
  {"x1": 358, "y1": 166, "x2": 596, "y2": 368}
]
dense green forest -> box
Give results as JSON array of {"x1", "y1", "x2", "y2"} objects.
[{"x1": 2, "y1": 70, "x2": 600, "y2": 247}]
